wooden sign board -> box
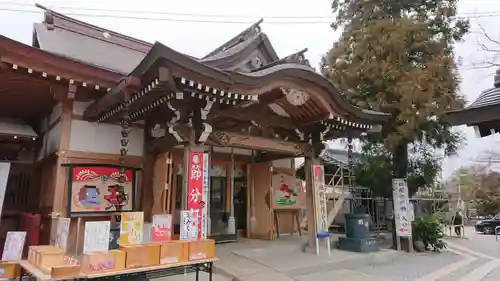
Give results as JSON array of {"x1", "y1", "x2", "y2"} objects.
[
  {"x1": 2, "y1": 231, "x2": 26, "y2": 261},
  {"x1": 271, "y1": 173, "x2": 305, "y2": 210},
  {"x1": 83, "y1": 221, "x2": 111, "y2": 254}
]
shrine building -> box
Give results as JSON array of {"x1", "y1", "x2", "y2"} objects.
[{"x1": 0, "y1": 6, "x2": 389, "y2": 252}]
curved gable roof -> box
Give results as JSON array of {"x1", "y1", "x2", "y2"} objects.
[{"x1": 130, "y1": 42, "x2": 389, "y2": 123}]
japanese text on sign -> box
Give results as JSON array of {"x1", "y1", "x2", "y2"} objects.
[
  {"x1": 180, "y1": 210, "x2": 198, "y2": 240},
  {"x1": 392, "y1": 178, "x2": 412, "y2": 237},
  {"x1": 186, "y1": 152, "x2": 209, "y2": 240}
]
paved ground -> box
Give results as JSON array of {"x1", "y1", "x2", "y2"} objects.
[{"x1": 157, "y1": 227, "x2": 500, "y2": 281}]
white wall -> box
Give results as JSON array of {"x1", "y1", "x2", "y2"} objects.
[
  {"x1": 37, "y1": 103, "x2": 62, "y2": 160},
  {"x1": 272, "y1": 158, "x2": 294, "y2": 169},
  {"x1": 69, "y1": 101, "x2": 145, "y2": 156},
  {"x1": 69, "y1": 120, "x2": 144, "y2": 156}
]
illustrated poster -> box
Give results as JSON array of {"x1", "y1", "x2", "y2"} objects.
[
  {"x1": 186, "y1": 152, "x2": 209, "y2": 240},
  {"x1": 151, "y1": 214, "x2": 172, "y2": 242},
  {"x1": 68, "y1": 166, "x2": 135, "y2": 215},
  {"x1": 119, "y1": 212, "x2": 143, "y2": 245},
  {"x1": 1, "y1": 231, "x2": 26, "y2": 261},
  {"x1": 83, "y1": 221, "x2": 111, "y2": 253},
  {"x1": 272, "y1": 173, "x2": 305, "y2": 210},
  {"x1": 392, "y1": 178, "x2": 412, "y2": 237},
  {"x1": 180, "y1": 210, "x2": 198, "y2": 240},
  {"x1": 55, "y1": 217, "x2": 71, "y2": 251}
]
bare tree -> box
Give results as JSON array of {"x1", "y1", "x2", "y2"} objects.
[{"x1": 472, "y1": 24, "x2": 500, "y2": 69}]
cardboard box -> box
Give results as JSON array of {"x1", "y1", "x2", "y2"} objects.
[
  {"x1": 80, "y1": 250, "x2": 126, "y2": 274},
  {"x1": 120, "y1": 244, "x2": 161, "y2": 268},
  {"x1": 51, "y1": 265, "x2": 81, "y2": 278},
  {"x1": 0, "y1": 262, "x2": 21, "y2": 279},
  {"x1": 159, "y1": 241, "x2": 188, "y2": 264},
  {"x1": 188, "y1": 239, "x2": 215, "y2": 261}
]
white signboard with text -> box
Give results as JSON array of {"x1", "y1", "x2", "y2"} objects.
[
  {"x1": 83, "y1": 221, "x2": 111, "y2": 253},
  {"x1": 2, "y1": 231, "x2": 26, "y2": 261},
  {"x1": 180, "y1": 210, "x2": 198, "y2": 240},
  {"x1": 55, "y1": 217, "x2": 71, "y2": 251},
  {"x1": 392, "y1": 178, "x2": 412, "y2": 237},
  {"x1": 0, "y1": 162, "x2": 10, "y2": 220}
]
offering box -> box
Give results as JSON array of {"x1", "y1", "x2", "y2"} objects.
[
  {"x1": 159, "y1": 241, "x2": 188, "y2": 264},
  {"x1": 188, "y1": 239, "x2": 215, "y2": 261},
  {"x1": 80, "y1": 250, "x2": 126, "y2": 274},
  {"x1": 120, "y1": 244, "x2": 161, "y2": 268}
]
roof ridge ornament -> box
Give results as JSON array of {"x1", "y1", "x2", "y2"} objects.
[{"x1": 494, "y1": 68, "x2": 500, "y2": 88}]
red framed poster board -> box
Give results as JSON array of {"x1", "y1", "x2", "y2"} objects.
[{"x1": 65, "y1": 164, "x2": 137, "y2": 217}]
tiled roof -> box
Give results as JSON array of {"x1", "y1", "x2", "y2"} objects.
[
  {"x1": 34, "y1": 23, "x2": 147, "y2": 74},
  {"x1": 320, "y1": 148, "x2": 359, "y2": 168},
  {"x1": 467, "y1": 87, "x2": 500, "y2": 109}
]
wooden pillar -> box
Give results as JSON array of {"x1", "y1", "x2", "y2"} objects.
[
  {"x1": 50, "y1": 85, "x2": 75, "y2": 242},
  {"x1": 151, "y1": 152, "x2": 173, "y2": 216},
  {"x1": 304, "y1": 151, "x2": 319, "y2": 250}
]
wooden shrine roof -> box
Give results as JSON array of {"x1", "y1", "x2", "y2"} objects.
[
  {"x1": 445, "y1": 69, "x2": 500, "y2": 137},
  {"x1": 0, "y1": 34, "x2": 122, "y2": 119},
  {"x1": 28, "y1": 5, "x2": 390, "y2": 143}
]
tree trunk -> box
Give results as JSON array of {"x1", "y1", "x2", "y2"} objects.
[{"x1": 391, "y1": 142, "x2": 408, "y2": 249}]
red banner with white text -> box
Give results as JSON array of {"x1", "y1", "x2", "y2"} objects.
[{"x1": 186, "y1": 152, "x2": 209, "y2": 240}]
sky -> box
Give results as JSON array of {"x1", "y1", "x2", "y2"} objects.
[{"x1": 1, "y1": 0, "x2": 500, "y2": 179}]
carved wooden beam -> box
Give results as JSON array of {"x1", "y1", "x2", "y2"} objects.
[
  {"x1": 209, "y1": 131, "x2": 308, "y2": 156},
  {"x1": 210, "y1": 106, "x2": 296, "y2": 129},
  {"x1": 83, "y1": 76, "x2": 140, "y2": 121},
  {"x1": 148, "y1": 130, "x2": 184, "y2": 154}
]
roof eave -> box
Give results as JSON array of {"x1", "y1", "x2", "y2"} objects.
[{"x1": 445, "y1": 103, "x2": 500, "y2": 126}]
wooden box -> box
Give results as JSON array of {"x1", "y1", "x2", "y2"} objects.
[
  {"x1": 0, "y1": 262, "x2": 21, "y2": 279},
  {"x1": 35, "y1": 247, "x2": 64, "y2": 269},
  {"x1": 188, "y1": 239, "x2": 215, "y2": 261},
  {"x1": 51, "y1": 265, "x2": 81, "y2": 278},
  {"x1": 80, "y1": 250, "x2": 126, "y2": 274},
  {"x1": 159, "y1": 241, "x2": 188, "y2": 264},
  {"x1": 28, "y1": 245, "x2": 58, "y2": 265},
  {"x1": 120, "y1": 244, "x2": 161, "y2": 268}
]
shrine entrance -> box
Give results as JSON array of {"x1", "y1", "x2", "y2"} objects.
[{"x1": 83, "y1": 22, "x2": 390, "y2": 249}]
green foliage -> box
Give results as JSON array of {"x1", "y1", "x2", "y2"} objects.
[
  {"x1": 412, "y1": 215, "x2": 447, "y2": 252},
  {"x1": 323, "y1": 0, "x2": 469, "y2": 194},
  {"x1": 354, "y1": 142, "x2": 440, "y2": 197}
]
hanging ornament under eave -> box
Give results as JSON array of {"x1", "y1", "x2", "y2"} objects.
[{"x1": 281, "y1": 88, "x2": 310, "y2": 106}]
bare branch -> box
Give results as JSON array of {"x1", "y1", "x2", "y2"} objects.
[{"x1": 477, "y1": 24, "x2": 500, "y2": 46}]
